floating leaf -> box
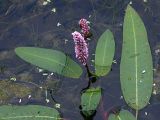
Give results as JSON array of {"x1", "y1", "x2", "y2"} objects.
[
  {"x1": 15, "y1": 47, "x2": 82, "y2": 78},
  {"x1": 95, "y1": 29, "x2": 115, "y2": 76},
  {"x1": 120, "y1": 5, "x2": 153, "y2": 110},
  {"x1": 80, "y1": 87, "x2": 101, "y2": 116},
  {"x1": 108, "y1": 110, "x2": 136, "y2": 120},
  {"x1": 0, "y1": 105, "x2": 61, "y2": 120}
]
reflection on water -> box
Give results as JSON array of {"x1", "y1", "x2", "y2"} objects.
[{"x1": 0, "y1": 0, "x2": 160, "y2": 119}]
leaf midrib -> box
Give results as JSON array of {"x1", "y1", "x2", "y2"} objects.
[
  {"x1": 1, "y1": 115, "x2": 62, "y2": 119},
  {"x1": 102, "y1": 37, "x2": 108, "y2": 65},
  {"x1": 130, "y1": 8, "x2": 138, "y2": 108},
  {"x1": 21, "y1": 50, "x2": 76, "y2": 76}
]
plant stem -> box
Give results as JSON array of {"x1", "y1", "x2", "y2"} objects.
[{"x1": 136, "y1": 110, "x2": 138, "y2": 120}]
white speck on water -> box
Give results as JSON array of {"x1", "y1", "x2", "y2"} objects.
[
  {"x1": 129, "y1": 1, "x2": 132, "y2": 4},
  {"x1": 145, "y1": 112, "x2": 148, "y2": 116},
  {"x1": 19, "y1": 99, "x2": 22, "y2": 103},
  {"x1": 120, "y1": 96, "x2": 123, "y2": 99},
  {"x1": 64, "y1": 39, "x2": 68, "y2": 44},
  {"x1": 87, "y1": 38, "x2": 91, "y2": 40},
  {"x1": 43, "y1": 1, "x2": 48, "y2": 5},
  {"x1": 57, "y1": 22, "x2": 61, "y2": 27},
  {"x1": 46, "y1": 99, "x2": 50, "y2": 103},
  {"x1": 143, "y1": 0, "x2": 148, "y2": 3},
  {"x1": 10, "y1": 77, "x2": 16, "y2": 81},
  {"x1": 113, "y1": 60, "x2": 117, "y2": 64},
  {"x1": 51, "y1": 8, "x2": 56, "y2": 13},
  {"x1": 55, "y1": 103, "x2": 61, "y2": 108},
  {"x1": 47, "y1": 0, "x2": 51, "y2": 2},
  {"x1": 50, "y1": 73, "x2": 54, "y2": 75},
  {"x1": 153, "y1": 83, "x2": 156, "y2": 86},
  {"x1": 155, "y1": 49, "x2": 160, "y2": 55},
  {"x1": 38, "y1": 68, "x2": 43, "y2": 72},
  {"x1": 92, "y1": 54, "x2": 95, "y2": 56},
  {"x1": 39, "y1": 86, "x2": 43, "y2": 89},
  {"x1": 91, "y1": 60, "x2": 94, "y2": 63},
  {"x1": 28, "y1": 95, "x2": 31, "y2": 99},
  {"x1": 89, "y1": 15, "x2": 92, "y2": 18},
  {"x1": 43, "y1": 73, "x2": 48, "y2": 76},
  {"x1": 153, "y1": 90, "x2": 157, "y2": 95}
]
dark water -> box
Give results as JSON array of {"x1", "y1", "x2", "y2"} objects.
[{"x1": 0, "y1": 0, "x2": 160, "y2": 120}]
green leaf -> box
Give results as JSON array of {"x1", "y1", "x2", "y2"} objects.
[
  {"x1": 108, "y1": 110, "x2": 136, "y2": 120},
  {"x1": 15, "y1": 47, "x2": 82, "y2": 78},
  {"x1": 81, "y1": 87, "x2": 101, "y2": 116},
  {"x1": 0, "y1": 105, "x2": 61, "y2": 120},
  {"x1": 95, "y1": 29, "x2": 115, "y2": 76},
  {"x1": 120, "y1": 5, "x2": 153, "y2": 110}
]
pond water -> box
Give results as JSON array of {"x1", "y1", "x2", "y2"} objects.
[{"x1": 0, "y1": 0, "x2": 160, "y2": 120}]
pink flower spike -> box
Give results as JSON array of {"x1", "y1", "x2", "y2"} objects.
[
  {"x1": 79, "y1": 18, "x2": 90, "y2": 39},
  {"x1": 72, "y1": 31, "x2": 89, "y2": 65}
]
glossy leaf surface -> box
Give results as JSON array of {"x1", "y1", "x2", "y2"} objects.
[
  {"x1": 0, "y1": 105, "x2": 61, "y2": 120},
  {"x1": 95, "y1": 29, "x2": 115, "y2": 76},
  {"x1": 15, "y1": 47, "x2": 82, "y2": 78},
  {"x1": 108, "y1": 110, "x2": 136, "y2": 120},
  {"x1": 120, "y1": 5, "x2": 153, "y2": 110},
  {"x1": 81, "y1": 87, "x2": 101, "y2": 116}
]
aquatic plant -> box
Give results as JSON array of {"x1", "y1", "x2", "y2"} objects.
[{"x1": 0, "y1": 4, "x2": 153, "y2": 120}]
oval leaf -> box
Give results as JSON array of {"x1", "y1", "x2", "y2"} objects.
[
  {"x1": 81, "y1": 87, "x2": 101, "y2": 116},
  {"x1": 0, "y1": 105, "x2": 61, "y2": 120},
  {"x1": 108, "y1": 110, "x2": 136, "y2": 120},
  {"x1": 15, "y1": 47, "x2": 82, "y2": 78},
  {"x1": 95, "y1": 29, "x2": 115, "y2": 76},
  {"x1": 120, "y1": 5, "x2": 153, "y2": 110}
]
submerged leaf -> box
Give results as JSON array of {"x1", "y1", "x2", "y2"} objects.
[
  {"x1": 0, "y1": 105, "x2": 61, "y2": 120},
  {"x1": 120, "y1": 5, "x2": 153, "y2": 110},
  {"x1": 0, "y1": 80, "x2": 31, "y2": 104},
  {"x1": 15, "y1": 47, "x2": 82, "y2": 78},
  {"x1": 108, "y1": 110, "x2": 136, "y2": 120},
  {"x1": 81, "y1": 87, "x2": 101, "y2": 117},
  {"x1": 95, "y1": 29, "x2": 115, "y2": 76}
]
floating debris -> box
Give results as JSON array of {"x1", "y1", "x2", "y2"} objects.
[
  {"x1": 51, "y1": 8, "x2": 56, "y2": 13},
  {"x1": 143, "y1": 0, "x2": 148, "y2": 3},
  {"x1": 38, "y1": 68, "x2": 44, "y2": 73},
  {"x1": 28, "y1": 95, "x2": 31, "y2": 99},
  {"x1": 64, "y1": 39, "x2": 68, "y2": 44},
  {"x1": 145, "y1": 112, "x2": 148, "y2": 116},
  {"x1": 153, "y1": 89, "x2": 157, "y2": 95},
  {"x1": 55, "y1": 103, "x2": 61, "y2": 109},
  {"x1": 57, "y1": 22, "x2": 62, "y2": 27},
  {"x1": 46, "y1": 98, "x2": 50, "y2": 103},
  {"x1": 43, "y1": 1, "x2": 48, "y2": 6},
  {"x1": 129, "y1": 1, "x2": 132, "y2": 5},
  {"x1": 10, "y1": 77, "x2": 16, "y2": 82},
  {"x1": 42, "y1": 73, "x2": 48, "y2": 76},
  {"x1": 19, "y1": 99, "x2": 22, "y2": 103},
  {"x1": 120, "y1": 95, "x2": 123, "y2": 99},
  {"x1": 113, "y1": 60, "x2": 117, "y2": 64}
]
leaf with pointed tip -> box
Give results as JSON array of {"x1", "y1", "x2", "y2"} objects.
[
  {"x1": 95, "y1": 29, "x2": 115, "y2": 76},
  {"x1": 81, "y1": 87, "x2": 101, "y2": 117},
  {"x1": 120, "y1": 5, "x2": 153, "y2": 110},
  {"x1": 108, "y1": 110, "x2": 136, "y2": 120},
  {"x1": 0, "y1": 105, "x2": 61, "y2": 120},
  {"x1": 15, "y1": 47, "x2": 82, "y2": 78}
]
